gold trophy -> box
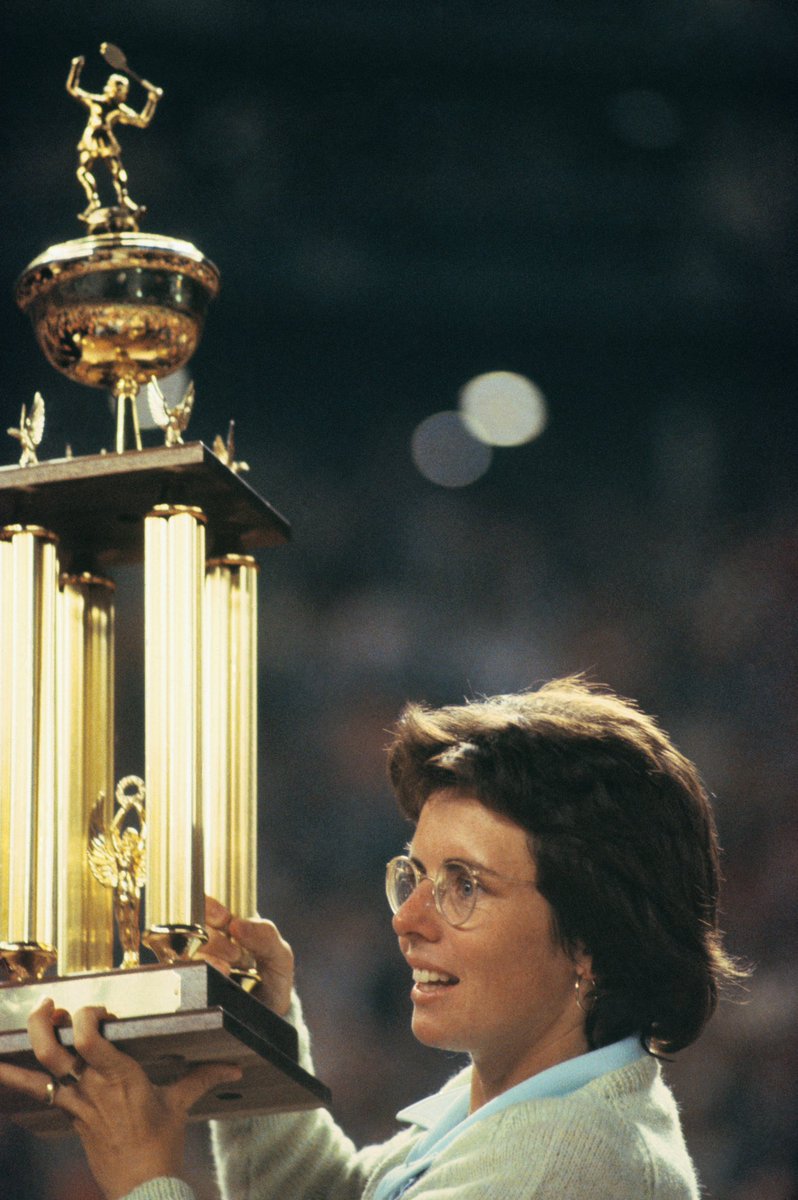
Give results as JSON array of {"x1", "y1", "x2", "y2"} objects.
[{"x1": 0, "y1": 45, "x2": 329, "y2": 1133}]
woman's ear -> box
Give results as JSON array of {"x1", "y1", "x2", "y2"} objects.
[{"x1": 572, "y1": 941, "x2": 593, "y2": 982}]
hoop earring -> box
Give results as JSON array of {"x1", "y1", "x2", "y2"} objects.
[{"x1": 574, "y1": 974, "x2": 595, "y2": 1014}]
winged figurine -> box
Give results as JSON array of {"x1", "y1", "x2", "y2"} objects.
[
  {"x1": 147, "y1": 375, "x2": 195, "y2": 446},
  {"x1": 7, "y1": 391, "x2": 45, "y2": 466},
  {"x1": 213, "y1": 418, "x2": 250, "y2": 474},
  {"x1": 88, "y1": 776, "x2": 147, "y2": 969}
]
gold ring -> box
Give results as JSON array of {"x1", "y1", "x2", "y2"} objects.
[
  {"x1": 44, "y1": 1079, "x2": 58, "y2": 1107},
  {"x1": 59, "y1": 1053, "x2": 86, "y2": 1085}
]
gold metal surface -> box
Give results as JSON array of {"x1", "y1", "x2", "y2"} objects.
[
  {"x1": 143, "y1": 505, "x2": 207, "y2": 954},
  {"x1": 87, "y1": 776, "x2": 146, "y2": 969},
  {"x1": 212, "y1": 420, "x2": 250, "y2": 474},
  {"x1": 229, "y1": 966, "x2": 262, "y2": 992},
  {"x1": 140, "y1": 924, "x2": 208, "y2": 965},
  {"x1": 204, "y1": 556, "x2": 259, "y2": 933},
  {"x1": 147, "y1": 376, "x2": 196, "y2": 447},
  {"x1": 66, "y1": 47, "x2": 162, "y2": 234},
  {"x1": 0, "y1": 526, "x2": 59, "y2": 981},
  {"x1": 57, "y1": 572, "x2": 115, "y2": 974},
  {"x1": 15, "y1": 234, "x2": 220, "y2": 454},
  {"x1": 0, "y1": 50, "x2": 328, "y2": 1130},
  {"x1": 0, "y1": 943, "x2": 56, "y2": 983},
  {"x1": 7, "y1": 393, "x2": 45, "y2": 467}
]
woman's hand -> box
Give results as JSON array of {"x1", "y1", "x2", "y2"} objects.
[
  {"x1": 202, "y1": 896, "x2": 295, "y2": 1016},
  {"x1": 0, "y1": 999, "x2": 242, "y2": 1200}
]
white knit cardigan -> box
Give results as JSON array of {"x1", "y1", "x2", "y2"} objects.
[{"x1": 122, "y1": 996, "x2": 700, "y2": 1200}]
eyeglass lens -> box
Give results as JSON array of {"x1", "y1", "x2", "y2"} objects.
[{"x1": 386, "y1": 857, "x2": 478, "y2": 927}]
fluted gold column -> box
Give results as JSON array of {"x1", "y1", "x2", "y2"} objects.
[
  {"x1": 204, "y1": 555, "x2": 259, "y2": 924},
  {"x1": 0, "y1": 525, "x2": 59, "y2": 981},
  {"x1": 142, "y1": 504, "x2": 208, "y2": 963},
  {"x1": 57, "y1": 572, "x2": 115, "y2": 975}
]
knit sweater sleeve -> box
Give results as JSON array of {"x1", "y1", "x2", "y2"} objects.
[
  {"x1": 209, "y1": 994, "x2": 409, "y2": 1200},
  {"x1": 120, "y1": 1181, "x2": 196, "y2": 1200},
  {"x1": 118, "y1": 994, "x2": 395, "y2": 1200}
]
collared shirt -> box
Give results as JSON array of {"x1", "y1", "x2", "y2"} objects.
[{"x1": 372, "y1": 1036, "x2": 646, "y2": 1200}]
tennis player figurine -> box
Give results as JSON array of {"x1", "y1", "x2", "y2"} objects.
[{"x1": 66, "y1": 44, "x2": 163, "y2": 230}]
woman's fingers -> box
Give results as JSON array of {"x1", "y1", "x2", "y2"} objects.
[
  {"x1": 202, "y1": 896, "x2": 248, "y2": 966},
  {"x1": 26, "y1": 998, "x2": 87, "y2": 1080},
  {"x1": 0, "y1": 1059, "x2": 62, "y2": 1107},
  {"x1": 0, "y1": 1010, "x2": 91, "y2": 1123},
  {"x1": 229, "y1": 916, "x2": 291, "y2": 967},
  {"x1": 204, "y1": 895, "x2": 233, "y2": 933},
  {"x1": 200, "y1": 926, "x2": 242, "y2": 966},
  {"x1": 231, "y1": 917, "x2": 294, "y2": 1014},
  {"x1": 70, "y1": 1005, "x2": 139, "y2": 1077},
  {"x1": 203, "y1": 896, "x2": 295, "y2": 1014},
  {"x1": 1, "y1": 995, "x2": 245, "y2": 1200},
  {"x1": 27, "y1": 1001, "x2": 144, "y2": 1101}
]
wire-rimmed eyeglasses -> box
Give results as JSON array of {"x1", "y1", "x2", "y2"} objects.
[{"x1": 385, "y1": 854, "x2": 536, "y2": 929}]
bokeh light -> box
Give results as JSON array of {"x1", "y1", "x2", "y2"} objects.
[
  {"x1": 459, "y1": 371, "x2": 548, "y2": 447},
  {"x1": 411, "y1": 411, "x2": 493, "y2": 487}
]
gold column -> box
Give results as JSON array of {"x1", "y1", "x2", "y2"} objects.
[
  {"x1": 204, "y1": 555, "x2": 259, "y2": 923},
  {"x1": 57, "y1": 572, "x2": 115, "y2": 974},
  {"x1": 142, "y1": 504, "x2": 207, "y2": 962},
  {"x1": 0, "y1": 525, "x2": 59, "y2": 981}
]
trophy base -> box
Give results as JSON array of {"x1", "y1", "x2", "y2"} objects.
[{"x1": 0, "y1": 961, "x2": 330, "y2": 1134}]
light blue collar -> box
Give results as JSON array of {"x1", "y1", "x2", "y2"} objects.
[{"x1": 373, "y1": 1036, "x2": 645, "y2": 1200}]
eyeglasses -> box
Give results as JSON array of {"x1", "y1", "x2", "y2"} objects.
[{"x1": 385, "y1": 854, "x2": 536, "y2": 929}]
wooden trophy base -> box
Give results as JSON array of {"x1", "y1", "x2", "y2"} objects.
[{"x1": 0, "y1": 962, "x2": 330, "y2": 1135}]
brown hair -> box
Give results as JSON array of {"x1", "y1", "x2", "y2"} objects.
[{"x1": 386, "y1": 676, "x2": 746, "y2": 1053}]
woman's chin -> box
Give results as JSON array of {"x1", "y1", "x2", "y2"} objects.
[{"x1": 410, "y1": 1010, "x2": 465, "y2": 1053}]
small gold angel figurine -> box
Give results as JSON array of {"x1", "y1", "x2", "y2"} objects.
[
  {"x1": 88, "y1": 777, "x2": 147, "y2": 970},
  {"x1": 66, "y1": 44, "x2": 162, "y2": 231},
  {"x1": 7, "y1": 391, "x2": 45, "y2": 466},
  {"x1": 147, "y1": 375, "x2": 195, "y2": 446},
  {"x1": 213, "y1": 419, "x2": 250, "y2": 474}
]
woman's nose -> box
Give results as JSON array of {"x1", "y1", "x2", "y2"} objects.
[{"x1": 391, "y1": 879, "x2": 441, "y2": 938}]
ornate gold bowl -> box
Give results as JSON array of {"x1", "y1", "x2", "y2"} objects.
[{"x1": 16, "y1": 233, "x2": 220, "y2": 450}]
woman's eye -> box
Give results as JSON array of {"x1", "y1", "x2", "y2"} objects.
[{"x1": 448, "y1": 866, "x2": 477, "y2": 898}]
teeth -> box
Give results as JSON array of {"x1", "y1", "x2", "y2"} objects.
[{"x1": 413, "y1": 968, "x2": 455, "y2": 984}]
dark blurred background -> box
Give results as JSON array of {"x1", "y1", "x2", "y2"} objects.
[{"x1": 1, "y1": 2, "x2": 796, "y2": 1198}]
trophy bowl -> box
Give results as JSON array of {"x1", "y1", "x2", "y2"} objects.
[{"x1": 16, "y1": 232, "x2": 220, "y2": 450}]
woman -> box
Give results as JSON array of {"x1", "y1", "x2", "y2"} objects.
[{"x1": 0, "y1": 677, "x2": 744, "y2": 1199}]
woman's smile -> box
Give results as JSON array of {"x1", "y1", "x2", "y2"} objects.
[{"x1": 410, "y1": 965, "x2": 460, "y2": 999}]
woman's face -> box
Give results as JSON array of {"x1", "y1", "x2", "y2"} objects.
[{"x1": 392, "y1": 789, "x2": 590, "y2": 1099}]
